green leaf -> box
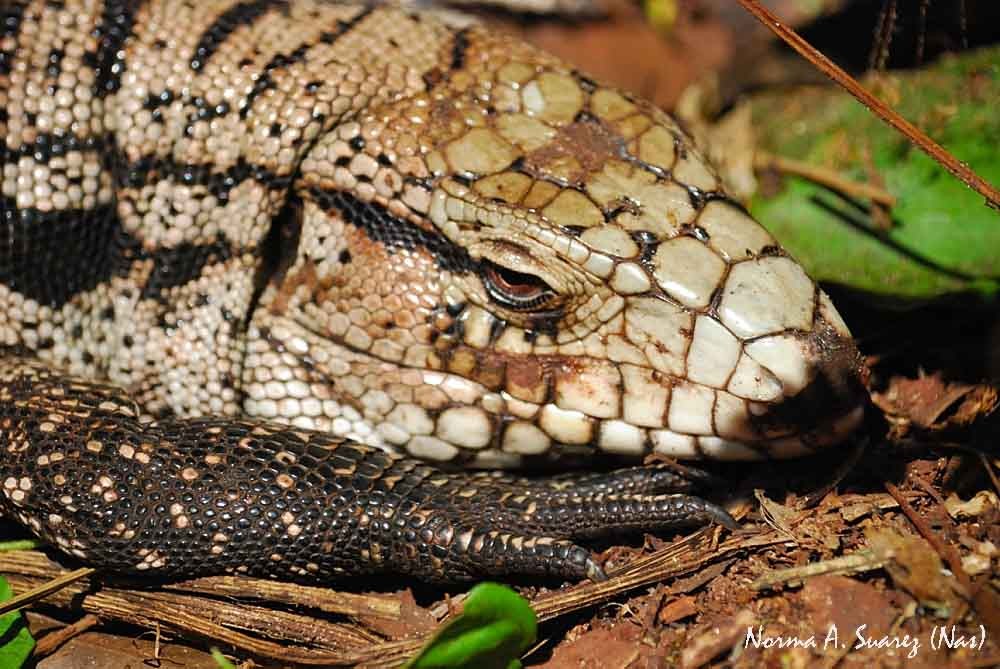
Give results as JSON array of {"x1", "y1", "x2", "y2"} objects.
[
  {"x1": 0, "y1": 540, "x2": 41, "y2": 553},
  {"x1": 210, "y1": 647, "x2": 237, "y2": 669},
  {"x1": 642, "y1": 0, "x2": 678, "y2": 35},
  {"x1": 747, "y1": 46, "x2": 1000, "y2": 306},
  {"x1": 0, "y1": 575, "x2": 36, "y2": 669},
  {"x1": 406, "y1": 583, "x2": 537, "y2": 669}
]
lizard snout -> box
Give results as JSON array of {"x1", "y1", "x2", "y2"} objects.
[{"x1": 733, "y1": 302, "x2": 868, "y2": 458}]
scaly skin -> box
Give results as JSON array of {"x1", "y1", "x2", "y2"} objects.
[{"x1": 0, "y1": 0, "x2": 863, "y2": 581}]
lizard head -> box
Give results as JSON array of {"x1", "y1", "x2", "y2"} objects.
[{"x1": 257, "y1": 30, "x2": 866, "y2": 466}]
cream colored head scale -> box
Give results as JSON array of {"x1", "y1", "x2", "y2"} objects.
[{"x1": 242, "y1": 20, "x2": 865, "y2": 467}]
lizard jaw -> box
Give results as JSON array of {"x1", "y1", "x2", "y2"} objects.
[{"x1": 248, "y1": 290, "x2": 867, "y2": 465}]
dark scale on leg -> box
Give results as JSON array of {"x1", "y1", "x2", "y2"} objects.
[
  {"x1": 471, "y1": 463, "x2": 719, "y2": 497},
  {"x1": 0, "y1": 360, "x2": 733, "y2": 583}
]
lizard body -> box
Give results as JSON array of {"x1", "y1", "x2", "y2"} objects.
[{"x1": 0, "y1": 0, "x2": 863, "y2": 581}]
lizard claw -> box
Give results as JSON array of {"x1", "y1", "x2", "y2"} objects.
[{"x1": 585, "y1": 556, "x2": 608, "y2": 583}]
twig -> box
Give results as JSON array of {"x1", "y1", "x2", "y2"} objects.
[
  {"x1": 883, "y1": 481, "x2": 971, "y2": 595},
  {"x1": 0, "y1": 526, "x2": 782, "y2": 666},
  {"x1": 910, "y1": 472, "x2": 947, "y2": 507},
  {"x1": 736, "y1": 0, "x2": 1000, "y2": 210},
  {"x1": 531, "y1": 528, "x2": 785, "y2": 621},
  {"x1": 751, "y1": 549, "x2": 885, "y2": 591},
  {"x1": 33, "y1": 614, "x2": 100, "y2": 657},
  {"x1": 3, "y1": 571, "x2": 412, "y2": 666},
  {"x1": 888, "y1": 476, "x2": 1000, "y2": 638},
  {"x1": 977, "y1": 451, "x2": 1000, "y2": 497},
  {"x1": 0, "y1": 567, "x2": 94, "y2": 616},
  {"x1": 755, "y1": 153, "x2": 897, "y2": 208},
  {"x1": 164, "y1": 575, "x2": 403, "y2": 620},
  {"x1": 666, "y1": 558, "x2": 735, "y2": 596},
  {"x1": 0, "y1": 551, "x2": 404, "y2": 624},
  {"x1": 153, "y1": 622, "x2": 163, "y2": 663}
]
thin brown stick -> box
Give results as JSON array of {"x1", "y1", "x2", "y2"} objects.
[
  {"x1": 751, "y1": 549, "x2": 885, "y2": 591},
  {"x1": 915, "y1": 0, "x2": 929, "y2": 65},
  {"x1": 531, "y1": 528, "x2": 785, "y2": 622},
  {"x1": 164, "y1": 575, "x2": 403, "y2": 620},
  {"x1": 883, "y1": 481, "x2": 971, "y2": 595},
  {"x1": 0, "y1": 566, "x2": 94, "y2": 616},
  {"x1": 893, "y1": 474, "x2": 1000, "y2": 637},
  {"x1": 868, "y1": 0, "x2": 897, "y2": 72},
  {"x1": 755, "y1": 153, "x2": 897, "y2": 208},
  {"x1": 4, "y1": 571, "x2": 413, "y2": 667},
  {"x1": 0, "y1": 551, "x2": 404, "y2": 624},
  {"x1": 33, "y1": 613, "x2": 100, "y2": 657},
  {"x1": 736, "y1": 0, "x2": 1000, "y2": 210},
  {"x1": 977, "y1": 451, "x2": 1000, "y2": 497},
  {"x1": 910, "y1": 472, "x2": 947, "y2": 507},
  {"x1": 0, "y1": 526, "x2": 780, "y2": 666}
]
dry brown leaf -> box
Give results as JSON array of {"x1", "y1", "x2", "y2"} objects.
[
  {"x1": 865, "y1": 527, "x2": 959, "y2": 611},
  {"x1": 873, "y1": 373, "x2": 999, "y2": 431},
  {"x1": 658, "y1": 595, "x2": 698, "y2": 625},
  {"x1": 945, "y1": 491, "x2": 999, "y2": 519},
  {"x1": 681, "y1": 608, "x2": 755, "y2": 669},
  {"x1": 36, "y1": 631, "x2": 218, "y2": 669}
]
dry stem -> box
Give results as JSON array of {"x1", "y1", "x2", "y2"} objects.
[{"x1": 0, "y1": 527, "x2": 781, "y2": 666}]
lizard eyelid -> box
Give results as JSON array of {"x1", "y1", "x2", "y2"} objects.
[{"x1": 481, "y1": 260, "x2": 556, "y2": 312}]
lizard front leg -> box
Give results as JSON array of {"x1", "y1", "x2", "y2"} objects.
[{"x1": 0, "y1": 358, "x2": 732, "y2": 582}]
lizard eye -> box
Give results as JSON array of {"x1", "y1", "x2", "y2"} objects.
[{"x1": 481, "y1": 261, "x2": 556, "y2": 311}]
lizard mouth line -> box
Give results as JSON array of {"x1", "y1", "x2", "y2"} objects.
[
  {"x1": 741, "y1": 402, "x2": 865, "y2": 460},
  {"x1": 260, "y1": 315, "x2": 865, "y2": 463},
  {"x1": 601, "y1": 402, "x2": 866, "y2": 463}
]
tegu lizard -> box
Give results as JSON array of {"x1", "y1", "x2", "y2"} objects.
[{"x1": 0, "y1": 0, "x2": 864, "y2": 582}]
